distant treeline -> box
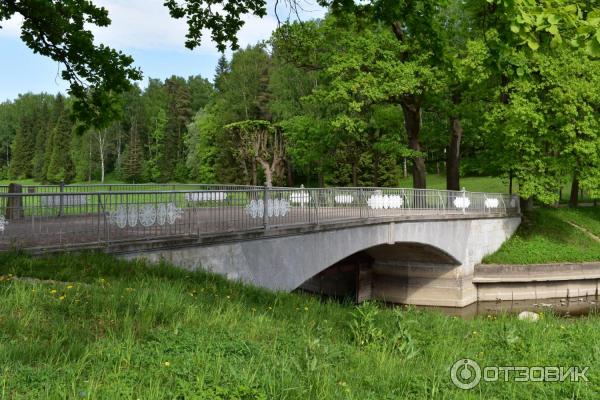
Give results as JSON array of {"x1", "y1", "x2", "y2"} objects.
[{"x1": 1, "y1": 5, "x2": 600, "y2": 206}]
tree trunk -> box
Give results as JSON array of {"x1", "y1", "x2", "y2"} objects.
[
  {"x1": 5, "y1": 183, "x2": 24, "y2": 220},
  {"x1": 520, "y1": 196, "x2": 533, "y2": 212},
  {"x1": 446, "y1": 117, "x2": 462, "y2": 191},
  {"x1": 401, "y1": 101, "x2": 426, "y2": 189},
  {"x1": 373, "y1": 151, "x2": 380, "y2": 187},
  {"x1": 96, "y1": 132, "x2": 106, "y2": 183},
  {"x1": 258, "y1": 158, "x2": 273, "y2": 187},
  {"x1": 286, "y1": 159, "x2": 293, "y2": 186},
  {"x1": 403, "y1": 157, "x2": 408, "y2": 179},
  {"x1": 509, "y1": 170, "x2": 513, "y2": 195},
  {"x1": 88, "y1": 136, "x2": 92, "y2": 182},
  {"x1": 569, "y1": 175, "x2": 579, "y2": 208},
  {"x1": 99, "y1": 144, "x2": 105, "y2": 183}
]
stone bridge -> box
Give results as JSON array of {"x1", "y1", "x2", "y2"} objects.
[
  {"x1": 0, "y1": 184, "x2": 520, "y2": 307},
  {"x1": 117, "y1": 214, "x2": 520, "y2": 307}
]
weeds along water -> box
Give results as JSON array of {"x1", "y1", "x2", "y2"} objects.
[{"x1": 0, "y1": 252, "x2": 598, "y2": 398}]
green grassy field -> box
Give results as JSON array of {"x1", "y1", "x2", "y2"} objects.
[
  {"x1": 397, "y1": 174, "x2": 596, "y2": 203},
  {"x1": 2, "y1": 174, "x2": 596, "y2": 203},
  {"x1": 0, "y1": 252, "x2": 598, "y2": 399},
  {"x1": 484, "y1": 207, "x2": 600, "y2": 264}
]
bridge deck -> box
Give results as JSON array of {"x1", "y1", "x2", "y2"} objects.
[
  {"x1": 0, "y1": 185, "x2": 519, "y2": 251},
  {"x1": 0, "y1": 206, "x2": 517, "y2": 251}
]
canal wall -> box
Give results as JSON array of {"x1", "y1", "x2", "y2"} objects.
[{"x1": 474, "y1": 263, "x2": 600, "y2": 301}]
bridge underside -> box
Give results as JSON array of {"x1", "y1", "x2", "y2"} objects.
[{"x1": 298, "y1": 242, "x2": 471, "y2": 306}]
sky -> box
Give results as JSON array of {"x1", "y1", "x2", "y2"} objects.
[{"x1": 0, "y1": 0, "x2": 325, "y2": 102}]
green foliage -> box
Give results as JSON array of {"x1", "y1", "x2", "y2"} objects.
[
  {"x1": 2, "y1": 0, "x2": 600, "y2": 200},
  {"x1": 0, "y1": 252, "x2": 600, "y2": 397},
  {"x1": 120, "y1": 129, "x2": 144, "y2": 183},
  {"x1": 45, "y1": 95, "x2": 76, "y2": 183},
  {"x1": 143, "y1": 109, "x2": 167, "y2": 182},
  {"x1": 0, "y1": 0, "x2": 141, "y2": 129},
  {"x1": 186, "y1": 110, "x2": 220, "y2": 183},
  {"x1": 224, "y1": 120, "x2": 284, "y2": 186},
  {"x1": 485, "y1": 207, "x2": 600, "y2": 264},
  {"x1": 164, "y1": 0, "x2": 267, "y2": 51},
  {"x1": 7, "y1": 94, "x2": 54, "y2": 180},
  {"x1": 349, "y1": 301, "x2": 385, "y2": 347}
]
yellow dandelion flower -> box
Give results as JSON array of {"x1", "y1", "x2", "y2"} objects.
[
  {"x1": 304, "y1": 307, "x2": 309, "y2": 311},
  {"x1": 164, "y1": 361, "x2": 170, "y2": 367},
  {"x1": 50, "y1": 289, "x2": 57, "y2": 294},
  {"x1": 66, "y1": 285, "x2": 74, "y2": 289},
  {"x1": 59, "y1": 296, "x2": 65, "y2": 301}
]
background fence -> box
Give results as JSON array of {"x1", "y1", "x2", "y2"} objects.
[{"x1": 0, "y1": 185, "x2": 520, "y2": 250}]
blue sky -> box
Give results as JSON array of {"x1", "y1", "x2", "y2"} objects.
[{"x1": 0, "y1": 0, "x2": 325, "y2": 102}]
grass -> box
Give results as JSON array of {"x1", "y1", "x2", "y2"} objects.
[
  {"x1": 2, "y1": 174, "x2": 596, "y2": 204},
  {"x1": 398, "y1": 175, "x2": 509, "y2": 194},
  {"x1": 484, "y1": 207, "x2": 600, "y2": 264},
  {"x1": 398, "y1": 174, "x2": 598, "y2": 203},
  {"x1": 0, "y1": 252, "x2": 599, "y2": 399},
  {"x1": 554, "y1": 207, "x2": 600, "y2": 238}
]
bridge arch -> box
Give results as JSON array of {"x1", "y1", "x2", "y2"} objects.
[
  {"x1": 297, "y1": 241, "x2": 462, "y2": 303},
  {"x1": 121, "y1": 216, "x2": 520, "y2": 307}
]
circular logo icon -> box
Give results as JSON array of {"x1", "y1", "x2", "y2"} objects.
[{"x1": 451, "y1": 358, "x2": 481, "y2": 390}]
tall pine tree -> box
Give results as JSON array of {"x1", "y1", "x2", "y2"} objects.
[
  {"x1": 46, "y1": 95, "x2": 75, "y2": 183},
  {"x1": 121, "y1": 125, "x2": 143, "y2": 182},
  {"x1": 162, "y1": 76, "x2": 192, "y2": 181}
]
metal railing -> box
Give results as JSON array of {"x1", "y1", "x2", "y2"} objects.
[
  {"x1": 0, "y1": 185, "x2": 520, "y2": 250},
  {"x1": 0, "y1": 182, "x2": 263, "y2": 194}
]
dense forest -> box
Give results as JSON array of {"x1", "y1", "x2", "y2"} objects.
[{"x1": 1, "y1": 2, "x2": 600, "y2": 207}]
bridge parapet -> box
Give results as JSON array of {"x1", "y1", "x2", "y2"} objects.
[{"x1": 0, "y1": 184, "x2": 520, "y2": 251}]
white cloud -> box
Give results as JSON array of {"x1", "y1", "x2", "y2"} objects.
[
  {"x1": 92, "y1": 0, "x2": 214, "y2": 52},
  {"x1": 0, "y1": 13, "x2": 23, "y2": 38},
  {"x1": 1, "y1": 0, "x2": 324, "y2": 52}
]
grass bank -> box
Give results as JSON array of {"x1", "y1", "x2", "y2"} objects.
[
  {"x1": 0, "y1": 252, "x2": 598, "y2": 398},
  {"x1": 484, "y1": 207, "x2": 600, "y2": 264}
]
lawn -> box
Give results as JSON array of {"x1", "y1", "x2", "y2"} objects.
[
  {"x1": 398, "y1": 174, "x2": 597, "y2": 203},
  {"x1": 484, "y1": 207, "x2": 600, "y2": 264},
  {"x1": 0, "y1": 252, "x2": 598, "y2": 399},
  {"x1": 2, "y1": 174, "x2": 596, "y2": 204}
]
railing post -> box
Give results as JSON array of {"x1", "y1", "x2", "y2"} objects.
[
  {"x1": 58, "y1": 180, "x2": 65, "y2": 217},
  {"x1": 97, "y1": 192, "x2": 102, "y2": 242},
  {"x1": 314, "y1": 189, "x2": 319, "y2": 225},
  {"x1": 5, "y1": 183, "x2": 24, "y2": 221},
  {"x1": 263, "y1": 183, "x2": 269, "y2": 230},
  {"x1": 359, "y1": 188, "x2": 363, "y2": 219}
]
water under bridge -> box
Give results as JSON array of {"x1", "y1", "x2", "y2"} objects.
[{"x1": 0, "y1": 183, "x2": 521, "y2": 307}]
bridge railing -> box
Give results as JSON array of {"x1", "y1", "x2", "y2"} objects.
[
  {"x1": 0, "y1": 186, "x2": 519, "y2": 250},
  {"x1": 0, "y1": 183, "x2": 263, "y2": 194}
]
